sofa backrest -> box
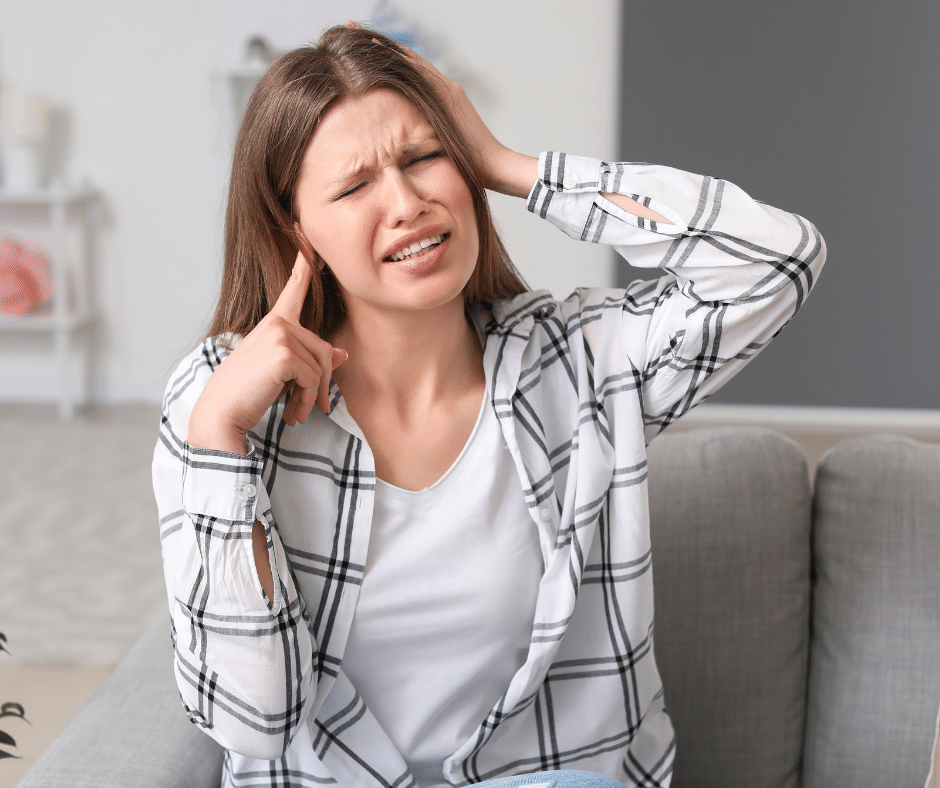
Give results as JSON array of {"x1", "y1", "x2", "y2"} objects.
[
  {"x1": 803, "y1": 434, "x2": 940, "y2": 788},
  {"x1": 647, "y1": 427, "x2": 812, "y2": 788}
]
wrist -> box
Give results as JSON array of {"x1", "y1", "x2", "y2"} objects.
[
  {"x1": 188, "y1": 401, "x2": 251, "y2": 455},
  {"x1": 484, "y1": 147, "x2": 539, "y2": 199}
]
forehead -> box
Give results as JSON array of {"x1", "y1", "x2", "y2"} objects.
[{"x1": 301, "y1": 89, "x2": 436, "y2": 180}]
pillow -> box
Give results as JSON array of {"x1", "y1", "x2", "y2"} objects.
[
  {"x1": 0, "y1": 237, "x2": 52, "y2": 316},
  {"x1": 804, "y1": 435, "x2": 940, "y2": 788}
]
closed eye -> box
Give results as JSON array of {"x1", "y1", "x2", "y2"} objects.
[
  {"x1": 333, "y1": 180, "x2": 369, "y2": 200},
  {"x1": 408, "y1": 150, "x2": 444, "y2": 166},
  {"x1": 332, "y1": 151, "x2": 444, "y2": 200},
  {"x1": 338, "y1": 181, "x2": 366, "y2": 198}
]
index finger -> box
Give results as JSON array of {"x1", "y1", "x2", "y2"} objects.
[{"x1": 269, "y1": 252, "x2": 312, "y2": 322}]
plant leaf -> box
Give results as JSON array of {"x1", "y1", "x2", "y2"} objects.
[
  {"x1": 0, "y1": 730, "x2": 14, "y2": 747},
  {"x1": 0, "y1": 749, "x2": 21, "y2": 760},
  {"x1": 0, "y1": 703, "x2": 26, "y2": 721}
]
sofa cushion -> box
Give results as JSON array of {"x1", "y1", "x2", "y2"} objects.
[
  {"x1": 647, "y1": 427, "x2": 812, "y2": 788},
  {"x1": 15, "y1": 610, "x2": 223, "y2": 788},
  {"x1": 803, "y1": 435, "x2": 940, "y2": 788}
]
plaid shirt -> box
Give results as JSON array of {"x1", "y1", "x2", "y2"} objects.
[{"x1": 154, "y1": 152, "x2": 825, "y2": 787}]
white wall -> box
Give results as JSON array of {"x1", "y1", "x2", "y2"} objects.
[{"x1": 0, "y1": 0, "x2": 620, "y2": 405}]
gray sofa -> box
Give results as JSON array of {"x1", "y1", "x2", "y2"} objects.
[{"x1": 17, "y1": 428, "x2": 940, "y2": 788}]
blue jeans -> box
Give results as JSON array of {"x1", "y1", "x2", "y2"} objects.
[{"x1": 473, "y1": 771, "x2": 623, "y2": 788}]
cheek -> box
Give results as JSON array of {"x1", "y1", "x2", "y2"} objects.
[
  {"x1": 457, "y1": 188, "x2": 479, "y2": 259},
  {"x1": 305, "y1": 210, "x2": 377, "y2": 267},
  {"x1": 440, "y1": 175, "x2": 478, "y2": 246}
]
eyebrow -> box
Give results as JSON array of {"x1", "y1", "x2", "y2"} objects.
[{"x1": 328, "y1": 140, "x2": 435, "y2": 187}]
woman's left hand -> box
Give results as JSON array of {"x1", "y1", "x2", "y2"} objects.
[{"x1": 348, "y1": 21, "x2": 537, "y2": 198}]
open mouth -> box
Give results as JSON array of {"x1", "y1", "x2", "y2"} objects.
[{"x1": 385, "y1": 233, "x2": 449, "y2": 263}]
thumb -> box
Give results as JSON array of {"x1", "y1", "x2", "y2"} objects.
[{"x1": 332, "y1": 348, "x2": 349, "y2": 368}]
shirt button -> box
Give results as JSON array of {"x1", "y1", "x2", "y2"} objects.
[
  {"x1": 563, "y1": 174, "x2": 576, "y2": 190},
  {"x1": 238, "y1": 483, "x2": 257, "y2": 498},
  {"x1": 540, "y1": 508, "x2": 552, "y2": 522}
]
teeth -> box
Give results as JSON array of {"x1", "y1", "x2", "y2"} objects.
[{"x1": 391, "y1": 234, "x2": 444, "y2": 262}]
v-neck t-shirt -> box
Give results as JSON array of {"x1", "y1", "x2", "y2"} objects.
[{"x1": 340, "y1": 394, "x2": 544, "y2": 787}]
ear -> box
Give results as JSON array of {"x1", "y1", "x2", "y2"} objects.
[{"x1": 293, "y1": 223, "x2": 324, "y2": 271}]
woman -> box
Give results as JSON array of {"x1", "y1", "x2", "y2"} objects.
[{"x1": 154, "y1": 24, "x2": 825, "y2": 788}]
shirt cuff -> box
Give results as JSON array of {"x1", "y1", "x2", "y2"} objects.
[
  {"x1": 536, "y1": 151, "x2": 603, "y2": 192},
  {"x1": 182, "y1": 442, "x2": 264, "y2": 523},
  {"x1": 526, "y1": 152, "x2": 603, "y2": 235}
]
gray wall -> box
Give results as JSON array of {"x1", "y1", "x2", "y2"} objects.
[{"x1": 617, "y1": 1, "x2": 940, "y2": 409}]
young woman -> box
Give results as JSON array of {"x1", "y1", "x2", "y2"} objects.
[{"x1": 153, "y1": 24, "x2": 825, "y2": 788}]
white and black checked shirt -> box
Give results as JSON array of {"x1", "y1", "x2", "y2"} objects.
[{"x1": 154, "y1": 152, "x2": 825, "y2": 788}]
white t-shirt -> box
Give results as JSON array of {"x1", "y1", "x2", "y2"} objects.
[{"x1": 340, "y1": 395, "x2": 543, "y2": 788}]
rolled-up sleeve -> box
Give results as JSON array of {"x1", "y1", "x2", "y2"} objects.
[
  {"x1": 528, "y1": 151, "x2": 826, "y2": 436},
  {"x1": 153, "y1": 342, "x2": 316, "y2": 760}
]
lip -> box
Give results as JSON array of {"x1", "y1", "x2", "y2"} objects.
[
  {"x1": 383, "y1": 235, "x2": 451, "y2": 275},
  {"x1": 381, "y1": 224, "x2": 448, "y2": 263}
]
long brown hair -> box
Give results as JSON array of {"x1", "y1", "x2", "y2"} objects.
[{"x1": 208, "y1": 25, "x2": 528, "y2": 342}]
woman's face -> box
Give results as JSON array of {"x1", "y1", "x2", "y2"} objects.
[{"x1": 294, "y1": 88, "x2": 479, "y2": 325}]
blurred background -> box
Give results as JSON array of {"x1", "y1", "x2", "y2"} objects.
[{"x1": 0, "y1": 0, "x2": 936, "y2": 782}]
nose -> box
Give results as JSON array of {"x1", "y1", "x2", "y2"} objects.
[{"x1": 384, "y1": 168, "x2": 429, "y2": 227}]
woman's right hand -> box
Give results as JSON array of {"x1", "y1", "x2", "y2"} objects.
[{"x1": 188, "y1": 252, "x2": 347, "y2": 455}]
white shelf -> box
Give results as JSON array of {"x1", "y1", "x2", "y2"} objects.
[
  {"x1": 0, "y1": 187, "x2": 100, "y2": 418},
  {"x1": 0, "y1": 311, "x2": 95, "y2": 333},
  {"x1": 0, "y1": 187, "x2": 97, "y2": 206}
]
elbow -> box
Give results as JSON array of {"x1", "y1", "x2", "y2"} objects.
[
  {"x1": 222, "y1": 732, "x2": 292, "y2": 762},
  {"x1": 185, "y1": 708, "x2": 297, "y2": 761},
  {"x1": 789, "y1": 220, "x2": 826, "y2": 307},
  {"x1": 804, "y1": 221, "x2": 827, "y2": 277},
  {"x1": 175, "y1": 670, "x2": 308, "y2": 761}
]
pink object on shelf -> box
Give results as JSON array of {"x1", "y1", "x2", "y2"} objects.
[{"x1": 0, "y1": 237, "x2": 53, "y2": 316}]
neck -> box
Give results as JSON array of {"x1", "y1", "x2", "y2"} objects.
[{"x1": 331, "y1": 299, "x2": 484, "y2": 415}]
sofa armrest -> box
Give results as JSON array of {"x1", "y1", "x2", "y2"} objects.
[{"x1": 15, "y1": 610, "x2": 223, "y2": 788}]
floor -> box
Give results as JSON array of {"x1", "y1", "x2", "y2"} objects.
[
  {"x1": 0, "y1": 663, "x2": 112, "y2": 786},
  {"x1": 0, "y1": 402, "x2": 936, "y2": 787},
  {"x1": 0, "y1": 403, "x2": 165, "y2": 787}
]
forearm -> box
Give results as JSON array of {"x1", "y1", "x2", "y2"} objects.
[
  {"x1": 157, "y1": 456, "x2": 315, "y2": 759},
  {"x1": 188, "y1": 400, "x2": 252, "y2": 455},
  {"x1": 528, "y1": 152, "x2": 824, "y2": 283},
  {"x1": 485, "y1": 145, "x2": 669, "y2": 224},
  {"x1": 483, "y1": 146, "x2": 537, "y2": 198},
  {"x1": 252, "y1": 518, "x2": 274, "y2": 599},
  {"x1": 155, "y1": 352, "x2": 317, "y2": 758}
]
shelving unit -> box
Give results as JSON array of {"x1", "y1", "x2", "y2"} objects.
[{"x1": 0, "y1": 185, "x2": 99, "y2": 418}]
